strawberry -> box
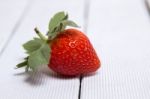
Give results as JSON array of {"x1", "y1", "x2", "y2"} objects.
[
  {"x1": 16, "y1": 11, "x2": 101, "y2": 76},
  {"x1": 49, "y1": 29, "x2": 100, "y2": 76}
]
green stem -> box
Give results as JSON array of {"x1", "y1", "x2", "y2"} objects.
[{"x1": 34, "y1": 27, "x2": 47, "y2": 41}]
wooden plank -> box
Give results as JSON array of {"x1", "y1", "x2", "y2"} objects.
[
  {"x1": 0, "y1": 0, "x2": 85, "y2": 99},
  {"x1": 81, "y1": 0, "x2": 150, "y2": 99},
  {"x1": 0, "y1": 0, "x2": 28, "y2": 54}
]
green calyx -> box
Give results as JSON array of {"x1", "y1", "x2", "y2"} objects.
[
  {"x1": 47, "y1": 11, "x2": 79, "y2": 40},
  {"x1": 16, "y1": 11, "x2": 79, "y2": 71}
]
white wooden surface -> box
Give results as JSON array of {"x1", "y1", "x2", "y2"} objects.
[
  {"x1": 81, "y1": 0, "x2": 150, "y2": 99},
  {"x1": 0, "y1": 0, "x2": 28, "y2": 54},
  {"x1": 0, "y1": 0, "x2": 84, "y2": 99},
  {"x1": 1, "y1": 0, "x2": 150, "y2": 99}
]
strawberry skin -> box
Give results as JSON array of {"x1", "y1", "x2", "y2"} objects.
[{"x1": 49, "y1": 29, "x2": 100, "y2": 76}]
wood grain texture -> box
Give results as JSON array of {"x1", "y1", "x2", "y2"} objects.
[
  {"x1": 81, "y1": 0, "x2": 150, "y2": 99},
  {"x1": 0, "y1": 0, "x2": 28, "y2": 54},
  {"x1": 0, "y1": 0, "x2": 85, "y2": 99}
]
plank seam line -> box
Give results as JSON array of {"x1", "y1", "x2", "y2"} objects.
[
  {"x1": 144, "y1": 0, "x2": 150, "y2": 17},
  {"x1": 0, "y1": 0, "x2": 35, "y2": 57},
  {"x1": 78, "y1": 0, "x2": 90, "y2": 99}
]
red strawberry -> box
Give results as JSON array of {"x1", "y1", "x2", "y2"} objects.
[
  {"x1": 16, "y1": 11, "x2": 101, "y2": 76},
  {"x1": 49, "y1": 29, "x2": 100, "y2": 76}
]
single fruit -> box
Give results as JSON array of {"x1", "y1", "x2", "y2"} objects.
[
  {"x1": 16, "y1": 11, "x2": 101, "y2": 76},
  {"x1": 49, "y1": 29, "x2": 100, "y2": 76}
]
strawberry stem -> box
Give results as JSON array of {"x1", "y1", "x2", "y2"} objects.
[{"x1": 34, "y1": 27, "x2": 47, "y2": 41}]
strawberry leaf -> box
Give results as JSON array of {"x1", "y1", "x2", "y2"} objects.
[
  {"x1": 47, "y1": 11, "x2": 80, "y2": 40},
  {"x1": 28, "y1": 43, "x2": 50, "y2": 70},
  {"x1": 61, "y1": 20, "x2": 80, "y2": 28},
  {"x1": 48, "y1": 23, "x2": 64, "y2": 40},
  {"x1": 63, "y1": 13, "x2": 68, "y2": 20},
  {"x1": 48, "y1": 11, "x2": 67, "y2": 34},
  {"x1": 23, "y1": 38, "x2": 42, "y2": 54},
  {"x1": 17, "y1": 36, "x2": 50, "y2": 71}
]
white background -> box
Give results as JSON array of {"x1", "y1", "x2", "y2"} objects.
[{"x1": 0, "y1": 0, "x2": 150, "y2": 99}]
